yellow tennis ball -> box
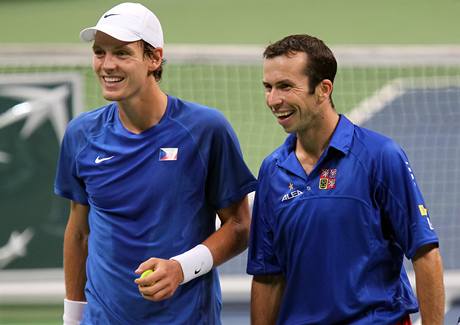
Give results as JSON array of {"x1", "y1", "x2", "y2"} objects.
[{"x1": 140, "y1": 269, "x2": 154, "y2": 279}]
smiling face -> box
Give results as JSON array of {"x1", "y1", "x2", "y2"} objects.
[
  {"x1": 263, "y1": 52, "x2": 323, "y2": 134},
  {"x1": 92, "y1": 32, "x2": 159, "y2": 102}
]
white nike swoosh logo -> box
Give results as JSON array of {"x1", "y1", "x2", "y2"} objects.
[{"x1": 95, "y1": 156, "x2": 114, "y2": 164}]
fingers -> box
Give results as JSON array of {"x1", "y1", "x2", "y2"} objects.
[
  {"x1": 134, "y1": 258, "x2": 183, "y2": 301},
  {"x1": 134, "y1": 257, "x2": 159, "y2": 276},
  {"x1": 138, "y1": 278, "x2": 176, "y2": 301},
  {"x1": 134, "y1": 267, "x2": 162, "y2": 286}
]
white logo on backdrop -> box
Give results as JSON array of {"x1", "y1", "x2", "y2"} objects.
[{"x1": 0, "y1": 85, "x2": 71, "y2": 268}]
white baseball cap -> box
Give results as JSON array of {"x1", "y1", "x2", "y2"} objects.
[{"x1": 80, "y1": 2, "x2": 164, "y2": 48}]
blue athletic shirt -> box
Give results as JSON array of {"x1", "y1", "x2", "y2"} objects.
[
  {"x1": 55, "y1": 95, "x2": 257, "y2": 324},
  {"x1": 247, "y1": 115, "x2": 439, "y2": 324}
]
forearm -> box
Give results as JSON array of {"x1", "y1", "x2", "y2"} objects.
[
  {"x1": 64, "y1": 202, "x2": 89, "y2": 301},
  {"x1": 64, "y1": 228, "x2": 88, "y2": 300},
  {"x1": 203, "y1": 214, "x2": 249, "y2": 266},
  {"x1": 251, "y1": 275, "x2": 285, "y2": 325},
  {"x1": 413, "y1": 245, "x2": 445, "y2": 325},
  {"x1": 148, "y1": 197, "x2": 250, "y2": 289},
  {"x1": 203, "y1": 196, "x2": 250, "y2": 266}
]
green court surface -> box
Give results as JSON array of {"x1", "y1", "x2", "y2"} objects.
[
  {"x1": 0, "y1": 0, "x2": 459, "y2": 45},
  {"x1": 0, "y1": 305, "x2": 61, "y2": 325}
]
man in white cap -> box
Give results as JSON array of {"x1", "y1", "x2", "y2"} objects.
[{"x1": 55, "y1": 3, "x2": 257, "y2": 324}]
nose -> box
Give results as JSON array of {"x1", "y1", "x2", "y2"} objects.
[
  {"x1": 101, "y1": 53, "x2": 116, "y2": 71},
  {"x1": 266, "y1": 88, "x2": 282, "y2": 108}
]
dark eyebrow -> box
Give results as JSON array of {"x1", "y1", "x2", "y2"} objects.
[
  {"x1": 275, "y1": 79, "x2": 294, "y2": 86},
  {"x1": 263, "y1": 79, "x2": 294, "y2": 88}
]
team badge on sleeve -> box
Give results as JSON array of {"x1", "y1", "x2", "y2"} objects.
[
  {"x1": 159, "y1": 148, "x2": 178, "y2": 161},
  {"x1": 319, "y1": 168, "x2": 337, "y2": 190},
  {"x1": 418, "y1": 204, "x2": 428, "y2": 216},
  {"x1": 418, "y1": 204, "x2": 434, "y2": 230}
]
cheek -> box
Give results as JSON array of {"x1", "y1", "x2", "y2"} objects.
[
  {"x1": 264, "y1": 93, "x2": 270, "y2": 104},
  {"x1": 92, "y1": 59, "x2": 101, "y2": 73}
]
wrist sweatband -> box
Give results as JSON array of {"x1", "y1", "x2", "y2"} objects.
[
  {"x1": 171, "y1": 244, "x2": 213, "y2": 284},
  {"x1": 63, "y1": 299, "x2": 87, "y2": 325}
]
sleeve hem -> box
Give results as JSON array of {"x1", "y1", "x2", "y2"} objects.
[
  {"x1": 54, "y1": 187, "x2": 88, "y2": 205},
  {"x1": 407, "y1": 239, "x2": 439, "y2": 260},
  {"x1": 214, "y1": 181, "x2": 258, "y2": 210}
]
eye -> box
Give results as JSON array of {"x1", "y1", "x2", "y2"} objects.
[
  {"x1": 263, "y1": 83, "x2": 272, "y2": 92},
  {"x1": 93, "y1": 49, "x2": 105, "y2": 58},
  {"x1": 279, "y1": 83, "x2": 292, "y2": 91},
  {"x1": 115, "y1": 50, "x2": 130, "y2": 58}
]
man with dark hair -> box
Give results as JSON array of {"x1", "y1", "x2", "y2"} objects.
[
  {"x1": 247, "y1": 34, "x2": 444, "y2": 324},
  {"x1": 55, "y1": 3, "x2": 257, "y2": 324},
  {"x1": 263, "y1": 34, "x2": 337, "y2": 107}
]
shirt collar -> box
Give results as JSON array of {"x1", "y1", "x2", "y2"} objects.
[
  {"x1": 277, "y1": 115, "x2": 354, "y2": 178},
  {"x1": 278, "y1": 134, "x2": 305, "y2": 179},
  {"x1": 328, "y1": 114, "x2": 354, "y2": 155}
]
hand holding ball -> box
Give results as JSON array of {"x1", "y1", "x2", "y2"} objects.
[{"x1": 140, "y1": 269, "x2": 154, "y2": 279}]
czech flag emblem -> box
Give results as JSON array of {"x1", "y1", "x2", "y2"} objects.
[{"x1": 159, "y1": 148, "x2": 178, "y2": 161}]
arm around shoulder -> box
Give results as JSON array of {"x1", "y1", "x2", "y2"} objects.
[{"x1": 412, "y1": 243, "x2": 445, "y2": 325}]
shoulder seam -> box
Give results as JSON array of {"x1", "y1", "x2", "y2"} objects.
[
  {"x1": 352, "y1": 136, "x2": 409, "y2": 214},
  {"x1": 167, "y1": 115, "x2": 207, "y2": 173}
]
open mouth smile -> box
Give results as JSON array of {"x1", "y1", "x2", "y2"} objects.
[
  {"x1": 102, "y1": 76, "x2": 124, "y2": 83},
  {"x1": 274, "y1": 111, "x2": 294, "y2": 120}
]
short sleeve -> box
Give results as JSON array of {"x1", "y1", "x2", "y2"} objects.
[
  {"x1": 205, "y1": 114, "x2": 257, "y2": 209},
  {"x1": 375, "y1": 140, "x2": 438, "y2": 259},
  {"x1": 54, "y1": 124, "x2": 88, "y2": 204},
  {"x1": 247, "y1": 160, "x2": 282, "y2": 275}
]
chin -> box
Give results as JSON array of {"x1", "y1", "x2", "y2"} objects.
[
  {"x1": 280, "y1": 125, "x2": 294, "y2": 134},
  {"x1": 103, "y1": 96, "x2": 116, "y2": 101},
  {"x1": 102, "y1": 91, "x2": 122, "y2": 102}
]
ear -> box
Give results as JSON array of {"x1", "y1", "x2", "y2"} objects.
[
  {"x1": 315, "y1": 79, "x2": 333, "y2": 104},
  {"x1": 147, "y1": 47, "x2": 163, "y2": 72}
]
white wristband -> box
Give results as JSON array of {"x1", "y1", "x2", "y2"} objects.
[
  {"x1": 63, "y1": 299, "x2": 87, "y2": 325},
  {"x1": 170, "y1": 244, "x2": 213, "y2": 284}
]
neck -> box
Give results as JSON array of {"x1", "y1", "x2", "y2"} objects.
[
  {"x1": 117, "y1": 82, "x2": 167, "y2": 134},
  {"x1": 295, "y1": 110, "x2": 340, "y2": 173}
]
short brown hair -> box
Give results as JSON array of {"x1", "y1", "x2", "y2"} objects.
[
  {"x1": 264, "y1": 34, "x2": 337, "y2": 105},
  {"x1": 142, "y1": 40, "x2": 165, "y2": 82}
]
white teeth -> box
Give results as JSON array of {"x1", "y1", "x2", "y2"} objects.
[
  {"x1": 274, "y1": 111, "x2": 293, "y2": 118},
  {"x1": 103, "y1": 76, "x2": 123, "y2": 83}
]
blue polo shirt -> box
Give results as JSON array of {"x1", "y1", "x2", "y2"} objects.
[
  {"x1": 55, "y1": 95, "x2": 257, "y2": 324},
  {"x1": 247, "y1": 115, "x2": 438, "y2": 324}
]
